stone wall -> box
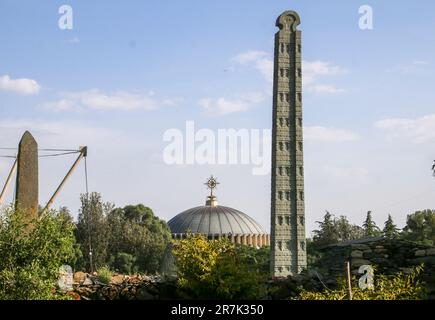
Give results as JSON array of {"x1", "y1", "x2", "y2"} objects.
[
  {"x1": 71, "y1": 272, "x2": 320, "y2": 300},
  {"x1": 70, "y1": 238, "x2": 435, "y2": 300},
  {"x1": 71, "y1": 273, "x2": 184, "y2": 300},
  {"x1": 315, "y1": 237, "x2": 435, "y2": 298}
]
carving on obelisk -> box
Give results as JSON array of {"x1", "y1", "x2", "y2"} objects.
[
  {"x1": 15, "y1": 131, "x2": 39, "y2": 219},
  {"x1": 270, "y1": 10, "x2": 307, "y2": 277}
]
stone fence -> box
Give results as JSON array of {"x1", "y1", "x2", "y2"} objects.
[
  {"x1": 71, "y1": 273, "x2": 182, "y2": 300},
  {"x1": 70, "y1": 237, "x2": 435, "y2": 300},
  {"x1": 315, "y1": 237, "x2": 435, "y2": 298},
  {"x1": 70, "y1": 272, "x2": 320, "y2": 300}
]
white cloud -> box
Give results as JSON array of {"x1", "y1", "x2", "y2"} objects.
[
  {"x1": 386, "y1": 60, "x2": 431, "y2": 73},
  {"x1": 232, "y1": 51, "x2": 273, "y2": 83},
  {"x1": 161, "y1": 97, "x2": 184, "y2": 106},
  {"x1": 40, "y1": 99, "x2": 76, "y2": 112},
  {"x1": 199, "y1": 97, "x2": 248, "y2": 115},
  {"x1": 305, "y1": 84, "x2": 346, "y2": 94},
  {"x1": 255, "y1": 58, "x2": 274, "y2": 83},
  {"x1": 0, "y1": 119, "x2": 143, "y2": 158},
  {"x1": 375, "y1": 114, "x2": 435, "y2": 144},
  {"x1": 0, "y1": 75, "x2": 41, "y2": 95},
  {"x1": 303, "y1": 60, "x2": 348, "y2": 86},
  {"x1": 0, "y1": 119, "x2": 121, "y2": 144},
  {"x1": 232, "y1": 51, "x2": 347, "y2": 94},
  {"x1": 321, "y1": 166, "x2": 369, "y2": 183},
  {"x1": 40, "y1": 89, "x2": 180, "y2": 112},
  {"x1": 232, "y1": 51, "x2": 269, "y2": 64},
  {"x1": 69, "y1": 37, "x2": 80, "y2": 44},
  {"x1": 198, "y1": 92, "x2": 265, "y2": 115},
  {"x1": 413, "y1": 60, "x2": 429, "y2": 66},
  {"x1": 304, "y1": 126, "x2": 360, "y2": 142}
]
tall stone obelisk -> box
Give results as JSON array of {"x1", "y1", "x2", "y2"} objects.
[
  {"x1": 15, "y1": 131, "x2": 39, "y2": 219},
  {"x1": 270, "y1": 11, "x2": 307, "y2": 277}
]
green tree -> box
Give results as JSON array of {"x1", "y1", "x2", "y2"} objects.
[
  {"x1": 383, "y1": 214, "x2": 400, "y2": 239},
  {"x1": 0, "y1": 207, "x2": 75, "y2": 300},
  {"x1": 363, "y1": 211, "x2": 381, "y2": 237},
  {"x1": 312, "y1": 211, "x2": 363, "y2": 247},
  {"x1": 112, "y1": 252, "x2": 136, "y2": 274},
  {"x1": 57, "y1": 206, "x2": 85, "y2": 270},
  {"x1": 235, "y1": 244, "x2": 270, "y2": 275},
  {"x1": 106, "y1": 204, "x2": 171, "y2": 274},
  {"x1": 306, "y1": 238, "x2": 323, "y2": 267},
  {"x1": 312, "y1": 211, "x2": 336, "y2": 246},
  {"x1": 402, "y1": 209, "x2": 435, "y2": 246},
  {"x1": 335, "y1": 215, "x2": 364, "y2": 242},
  {"x1": 75, "y1": 196, "x2": 173, "y2": 274},
  {"x1": 173, "y1": 234, "x2": 266, "y2": 299},
  {"x1": 75, "y1": 192, "x2": 112, "y2": 272}
]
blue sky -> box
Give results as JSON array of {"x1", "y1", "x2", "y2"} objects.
[{"x1": 1, "y1": 0, "x2": 435, "y2": 235}]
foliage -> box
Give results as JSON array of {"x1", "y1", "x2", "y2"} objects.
[
  {"x1": 235, "y1": 244, "x2": 270, "y2": 275},
  {"x1": 57, "y1": 207, "x2": 85, "y2": 270},
  {"x1": 402, "y1": 209, "x2": 435, "y2": 246},
  {"x1": 383, "y1": 214, "x2": 400, "y2": 239},
  {"x1": 172, "y1": 234, "x2": 267, "y2": 299},
  {"x1": 96, "y1": 266, "x2": 113, "y2": 285},
  {"x1": 106, "y1": 204, "x2": 171, "y2": 274},
  {"x1": 111, "y1": 252, "x2": 136, "y2": 275},
  {"x1": 0, "y1": 206, "x2": 75, "y2": 300},
  {"x1": 75, "y1": 192, "x2": 112, "y2": 272},
  {"x1": 75, "y1": 193, "x2": 171, "y2": 274},
  {"x1": 312, "y1": 211, "x2": 364, "y2": 247},
  {"x1": 306, "y1": 238, "x2": 323, "y2": 267},
  {"x1": 298, "y1": 265, "x2": 427, "y2": 300},
  {"x1": 363, "y1": 211, "x2": 382, "y2": 237}
]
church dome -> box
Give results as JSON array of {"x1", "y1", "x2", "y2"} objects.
[
  {"x1": 168, "y1": 204, "x2": 266, "y2": 235},
  {"x1": 167, "y1": 176, "x2": 269, "y2": 247}
]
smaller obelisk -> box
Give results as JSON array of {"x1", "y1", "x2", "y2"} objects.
[{"x1": 15, "y1": 131, "x2": 39, "y2": 219}]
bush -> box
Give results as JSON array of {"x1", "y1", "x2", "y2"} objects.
[
  {"x1": 298, "y1": 265, "x2": 427, "y2": 300},
  {"x1": 112, "y1": 252, "x2": 136, "y2": 274},
  {"x1": 96, "y1": 266, "x2": 113, "y2": 284},
  {"x1": 172, "y1": 234, "x2": 266, "y2": 299},
  {"x1": 76, "y1": 198, "x2": 171, "y2": 274},
  {"x1": 0, "y1": 206, "x2": 76, "y2": 300}
]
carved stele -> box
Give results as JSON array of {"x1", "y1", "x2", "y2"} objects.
[
  {"x1": 15, "y1": 131, "x2": 39, "y2": 219},
  {"x1": 270, "y1": 11, "x2": 307, "y2": 277}
]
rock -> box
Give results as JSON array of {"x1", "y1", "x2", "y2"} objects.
[
  {"x1": 351, "y1": 250, "x2": 363, "y2": 258},
  {"x1": 108, "y1": 286, "x2": 119, "y2": 300},
  {"x1": 75, "y1": 286, "x2": 95, "y2": 299},
  {"x1": 415, "y1": 250, "x2": 426, "y2": 257},
  {"x1": 137, "y1": 275, "x2": 152, "y2": 283},
  {"x1": 120, "y1": 286, "x2": 130, "y2": 299},
  {"x1": 82, "y1": 277, "x2": 93, "y2": 285},
  {"x1": 137, "y1": 287, "x2": 155, "y2": 300},
  {"x1": 351, "y1": 244, "x2": 370, "y2": 250},
  {"x1": 426, "y1": 248, "x2": 435, "y2": 256},
  {"x1": 111, "y1": 274, "x2": 124, "y2": 284},
  {"x1": 410, "y1": 256, "x2": 435, "y2": 265},
  {"x1": 67, "y1": 291, "x2": 81, "y2": 300},
  {"x1": 351, "y1": 259, "x2": 372, "y2": 267},
  {"x1": 73, "y1": 272, "x2": 87, "y2": 284}
]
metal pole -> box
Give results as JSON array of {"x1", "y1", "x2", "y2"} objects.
[
  {"x1": 43, "y1": 146, "x2": 87, "y2": 212},
  {"x1": 0, "y1": 158, "x2": 17, "y2": 205},
  {"x1": 345, "y1": 261, "x2": 353, "y2": 300}
]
